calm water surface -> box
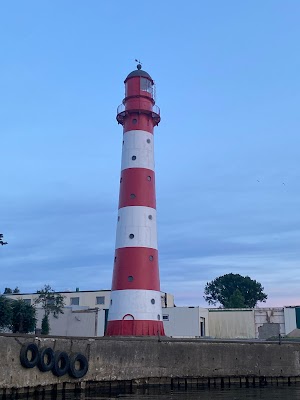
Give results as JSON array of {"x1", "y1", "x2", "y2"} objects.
[{"x1": 37, "y1": 386, "x2": 300, "y2": 400}]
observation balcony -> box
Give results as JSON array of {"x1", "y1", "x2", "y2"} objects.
[{"x1": 116, "y1": 103, "x2": 161, "y2": 126}]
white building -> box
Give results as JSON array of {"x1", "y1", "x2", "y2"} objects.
[
  {"x1": 5, "y1": 289, "x2": 175, "y2": 337},
  {"x1": 163, "y1": 307, "x2": 209, "y2": 338}
]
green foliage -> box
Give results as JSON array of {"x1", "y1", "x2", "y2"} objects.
[
  {"x1": 204, "y1": 273, "x2": 268, "y2": 308},
  {"x1": 41, "y1": 315, "x2": 50, "y2": 335},
  {"x1": 0, "y1": 296, "x2": 13, "y2": 329},
  {"x1": 34, "y1": 285, "x2": 65, "y2": 318},
  {"x1": 223, "y1": 289, "x2": 246, "y2": 308},
  {"x1": 3, "y1": 287, "x2": 20, "y2": 294},
  {"x1": 11, "y1": 299, "x2": 36, "y2": 333}
]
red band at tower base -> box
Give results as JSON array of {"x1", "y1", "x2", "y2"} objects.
[{"x1": 106, "y1": 320, "x2": 165, "y2": 336}]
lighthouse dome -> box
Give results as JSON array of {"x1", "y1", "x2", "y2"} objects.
[{"x1": 126, "y1": 64, "x2": 152, "y2": 80}]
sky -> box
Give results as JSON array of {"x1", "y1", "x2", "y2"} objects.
[{"x1": 1, "y1": 1, "x2": 300, "y2": 308}]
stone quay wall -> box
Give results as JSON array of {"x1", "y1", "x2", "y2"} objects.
[{"x1": 0, "y1": 333, "x2": 300, "y2": 396}]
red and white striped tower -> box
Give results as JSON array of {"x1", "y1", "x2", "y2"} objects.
[{"x1": 105, "y1": 64, "x2": 165, "y2": 336}]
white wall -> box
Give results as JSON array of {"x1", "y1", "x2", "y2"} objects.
[
  {"x1": 163, "y1": 307, "x2": 208, "y2": 338},
  {"x1": 209, "y1": 309, "x2": 255, "y2": 339},
  {"x1": 5, "y1": 290, "x2": 173, "y2": 309},
  {"x1": 284, "y1": 307, "x2": 297, "y2": 335},
  {"x1": 254, "y1": 308, "x2": 285, "y2": 337},
  {"x1": 36, "y1": 307, "x2": 105, "y2": 337}
]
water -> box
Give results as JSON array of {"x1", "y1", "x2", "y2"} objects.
[{"x1": 33, "y1": 386, "x2": 300, "y2": 400}]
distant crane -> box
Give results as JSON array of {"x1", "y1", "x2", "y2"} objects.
[{"x1": 0, "y1": 234, "x2": 7, "y2": 246}]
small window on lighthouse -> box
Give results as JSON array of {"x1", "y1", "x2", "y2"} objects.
[
  {"x1": 151, "y1": 299, "x2": 155, "y2": 304},
  {"x1": 147, "y1": 139, "x2": 151, "y2": 144},
  {"x1": 157, "y1": 314, "x2": 161, "y2": 321},
  {"x1": 130, "y1": 194, "x2": 136, "y2": 199},
  {"x1": 132, "y1": 156, "x2": 137, "y2": 160},
  {"x1": 148, "y1": 215, "x2": 152, "y2": 220},
  {"x1": 128, "y1": 276, "x2": 134, "y2": 282},
  {"x1": 132, "y1": 118, "x2": 137, "y2": 124},
  {"x1": 147, "y1": 176, "x2": 151, "y2": 181},
  {"x1": 149, "y1": 255, "x2": 154, "y2": 261},
  {"x1": 129, "y1": 234, "x2": 134, "y2": 239}
]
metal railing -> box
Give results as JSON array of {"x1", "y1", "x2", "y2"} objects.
[{"x1": 116, "y1": 103, "x2": 160, "y2": 116}]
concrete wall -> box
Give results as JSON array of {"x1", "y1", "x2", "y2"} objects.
[{"x1": 1, "y1": 334, "x2": 300, "y2": 395}]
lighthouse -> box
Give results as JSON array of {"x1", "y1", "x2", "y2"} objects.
[{"x1": 105, "y1": 64, "x2": 165, "y2": 336}]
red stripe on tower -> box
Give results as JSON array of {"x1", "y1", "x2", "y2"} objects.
[{"x1": 105, "y1": 64, "x2": 165, "y2": 336}]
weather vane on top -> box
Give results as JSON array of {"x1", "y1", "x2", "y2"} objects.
[{"x1": 135, "y1": 59, "x2": 142, "y2": 70}]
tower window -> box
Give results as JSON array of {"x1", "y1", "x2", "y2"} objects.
[
  {"x1": 151, "y1": 299, "x2": 155, "y2": 304},
  {"x1": 132, "y1": 156, "x2": 136, "y2": 160},
  {"x1": 157, "y1": 314, "x2": 161, "y2": 320},
  {"x1": 129, "y1": 234, "x2": 134, "y2": 239},
  {"x1": 147, "y1": 139, "x2": 151, "y2": 144},
  {"x1": 141, "y1": 77, "x2": 153, "y2": 95},
  {"x1": 132, "y1": 118, "x2": 137, "y2": 124},
  {"x1": 130, "y1": 194, "x2": 136, "y2": 199},
  {"x1": 148, "y1": 215, "x2": 152, "y2": 220},
  {"x1": 149, "y1": 255, "x2": 154, "y2": 261},
  {"x1": 118, "y1": 216, "x2": 120, "y2": 221},
  {"x1": 128, "y1": 276, "x2": 134, "y2": 282},
  {"x1": 147, "y1": 176, "x2": 151, "y2": 181}
]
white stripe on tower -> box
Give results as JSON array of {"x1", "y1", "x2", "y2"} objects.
[{"x1": 105, "y1": 64, "x2": 165, "y2": 336}]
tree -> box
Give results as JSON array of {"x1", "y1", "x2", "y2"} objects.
[
  {"x1": 0, "y1": 296, "x2": 12, "y2": 329},
  {"x1": 204, "y1": 273, "x2": 268, "y2": 308},
  {"x1": 34, "y1": 285, "x2": 65, "y2": 335},
  {"x1": 11, "y1": 299, "x2": 36, "y2": 333},
  {"x1": 0, "y1": 233, "x2": 8, "y2": 246},
  {"x1": 4, "y1": 287, "x2": 20, "y2": 294}
]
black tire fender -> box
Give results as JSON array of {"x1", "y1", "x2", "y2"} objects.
[
  {"x1": 52, "y1": 351, "x2": 70, "y2": 377},
  {"x1": 69, "y1": 353, "x2": 89, "y2": 379},
  {"x1": 38, "y1": 347, "x2": 55, "y2": 372},
  {"x1": 20, "y1": 343, "x2": 39, "y2": 368}
]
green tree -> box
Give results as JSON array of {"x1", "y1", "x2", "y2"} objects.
[
  {"x1": 41, "y1": 315, "x2": 50, "y2": 335},
  {"x1": 0, "y1": 296, "x2": 12, "y2": 329},
  {"x1": 3, "y1": 287, "x2": 20, "y2": 294},
  {"x1": 223, "y1": 289, "x2": 246, "y2": 308},
  {"x1": 34, "y1": 285, "x2": 65, "y2": 335},
  {"x1": 204, "y1": 273, "x2": 268, "y2": 308},
  {"x1": 11, "y1": 299, "x2": 36, "y2": 333}
]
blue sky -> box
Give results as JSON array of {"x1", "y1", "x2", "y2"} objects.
[{"x1": 1, "y1": 1, "x2": 300, "y2": 307}]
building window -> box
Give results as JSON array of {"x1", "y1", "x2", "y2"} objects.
[
  {"x1": 163, "y1": 315, "x2": 169, "y2": 321},
  {"x1": 96, "y1": 296, "x2": 105, "y2": 305},
  {"x1": 23, "y1": 299, "x2": 31, "y2": 305},
  {"x1": 129, "y1": 234, "x2": 134, "y2": 239},
  {"x1": 70, "y1": 297, "x2": 79, "y2": 306},
  {"x1": 151, "y1": 298, "x2": 155, "y2": 304},
  {"x1": 128, "y1": 276, "x2": 134, "y2": 282},
  {"x1": 132, "y1": 155, "x2": 136, "y2": 160}
]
